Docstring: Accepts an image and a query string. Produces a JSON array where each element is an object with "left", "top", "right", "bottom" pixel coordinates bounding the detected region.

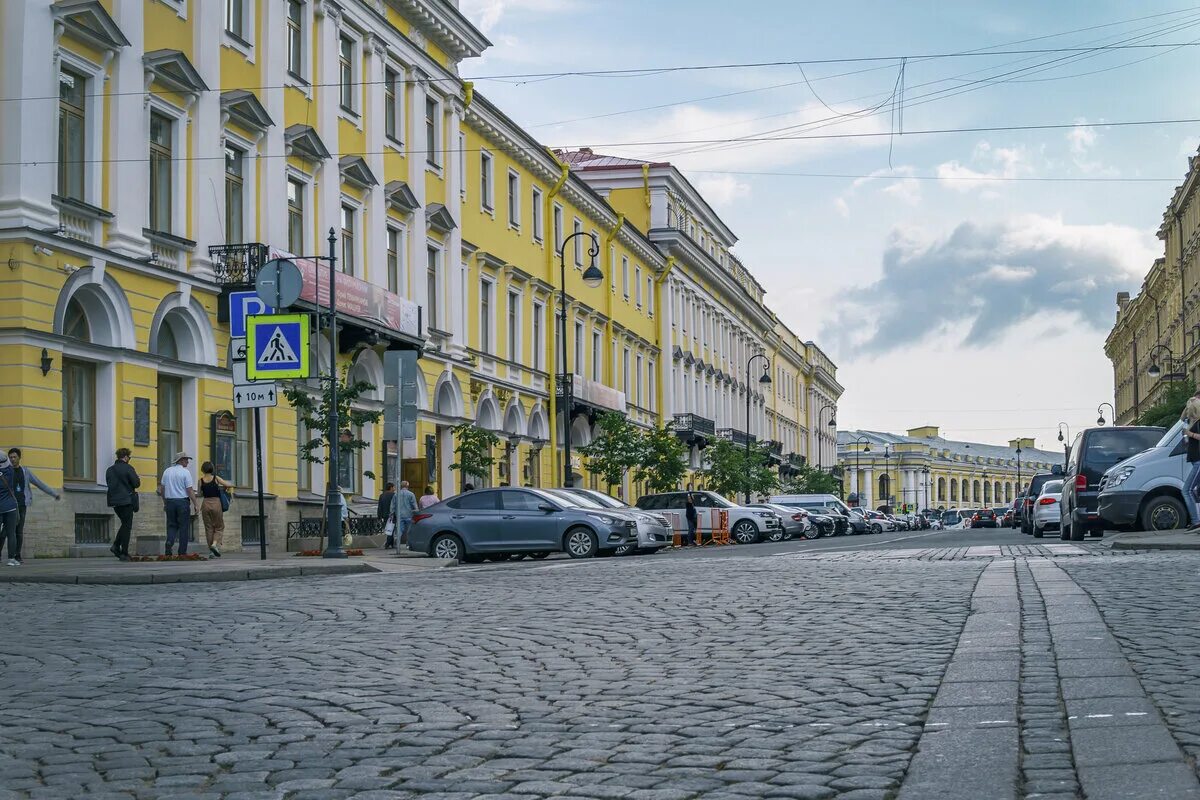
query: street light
[
  {"left": 1057, "top": 422, "right": 1070, "bottom": 466},
  {"left": 1096, "top": 402, "right": 1116, "bottom": 426},
  {"left": 744, "top": 352, "right": 772, "bottom": 503},
  {"left": 1147, "top": 344, "right": 1174, "bottom": 379},
  {"left": 557, "top": 230, "right": 603, "bottom": 488},
  {"left": 851, "top": 434, "right": 870, "bottom": 506},
  {"left": 921, "top": 465, "right": 931, "bottom": 511},
  {"left": 315, "top": 229, "right": 344, "bottom": 559},
  {"left": 817, "top": 403, "right": 836, "bottom": 469}
]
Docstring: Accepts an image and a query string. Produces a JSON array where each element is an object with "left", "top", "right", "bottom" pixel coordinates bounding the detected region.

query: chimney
[
  {"left": 1117, "top": 291, "right": 1130, "bottom": 312},
  {"left": 579, "top": 147, "right": 593, "bottom": 155}
]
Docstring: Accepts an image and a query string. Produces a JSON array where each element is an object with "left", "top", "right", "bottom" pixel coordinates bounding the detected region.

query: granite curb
[{"left": 1105, "top": 529, "right": 1200, "bottom": 551}]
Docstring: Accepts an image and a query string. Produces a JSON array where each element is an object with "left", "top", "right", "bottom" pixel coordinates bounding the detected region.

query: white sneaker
[{"left": 6, "top": 559, "right": 17, "bottom": 567}]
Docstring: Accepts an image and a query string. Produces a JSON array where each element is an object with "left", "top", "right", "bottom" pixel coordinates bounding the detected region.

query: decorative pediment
[
  {"left": 683, "top": 352, "right": 695, "bottom": 366},
  {"left": 672, "top": 345, "right": 684, "bottom": 361},
  {"left": 384, "top": 180, "right": 419, "bottom": 213},
  {"left": 221, "top": 89, "right": 274, "bottom": 133},
  {"left": 285, "top": 124, "right": 331, "bottom": 162},
  {"left": 143, "top": 50, "right": 208, "bottom": 96},
  {"left": 474, "top": 250, "right": 506, "bottom": 271},
  {"left": 705, "top": 364, "right": 715, "bottom": 377},
  {"left": 504, "top": 264, "right": 532, "bottom": 284},
  {"left": 339, "top": 156, "right": 378, "bottom": 189},
  {"left": 53, "top": 0, "right": 130, "bottom": 52},
  {"left": 426, "top": 203, "right": 457, "bottom": 234}
]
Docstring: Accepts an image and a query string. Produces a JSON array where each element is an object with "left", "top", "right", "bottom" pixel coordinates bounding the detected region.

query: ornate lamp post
[
  {"left": 1096, "top": 402, "right": 1116, "bottom": 426},
  {"left": 817, "top": 403, "right": 836, "bottom": 469},
  {"left": 851, "top": 434, "right": 870, "bottom": 506},
  {"left": 557, "top": 231, "right": 604, "bottom": 488},
  {"left": 921, "top": 465, "right": 931, "bottom": 511},
  {"left": 1057, "top": 422, "right": 1071, "bottom": 466},
  {"left": 744, "top": 352, "right": 772, "bottom": 503}
]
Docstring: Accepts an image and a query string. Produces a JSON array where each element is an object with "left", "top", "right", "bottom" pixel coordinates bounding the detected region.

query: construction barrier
[{"left": 667, "top": 508, "right": 732, "bottom": 547}]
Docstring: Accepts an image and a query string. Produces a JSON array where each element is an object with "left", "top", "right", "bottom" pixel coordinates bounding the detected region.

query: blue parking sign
[
  {"left": 229, "top": 291, "right": 273, "bottom": 338},
  {"left": 245, "top": 314, "right": 310, "bottom": 379}
]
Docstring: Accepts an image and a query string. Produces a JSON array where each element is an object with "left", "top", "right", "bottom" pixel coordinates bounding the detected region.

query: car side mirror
[
  {"left": 538, "top": 503, "right": 557, "bottom": 513},
  {"left": 1051, "top": 464, "right": 1064, "bottom": 475}
]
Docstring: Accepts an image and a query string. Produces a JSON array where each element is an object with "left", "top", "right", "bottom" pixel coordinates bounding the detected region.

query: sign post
[{"left": 229, "top": 336, "right": 269, "bottom": 560}]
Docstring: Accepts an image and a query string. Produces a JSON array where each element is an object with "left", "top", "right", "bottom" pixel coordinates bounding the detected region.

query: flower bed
[
  {"left": 294, "top": 549, "right": 365, "bottom": 557},
  {"left": 128, "top": 554, "right": 208, "bottom": 562}
]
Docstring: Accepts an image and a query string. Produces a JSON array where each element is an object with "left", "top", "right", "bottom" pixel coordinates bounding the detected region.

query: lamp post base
[{"left": 322, "top": 485, "right": 347, "bottom": 559}]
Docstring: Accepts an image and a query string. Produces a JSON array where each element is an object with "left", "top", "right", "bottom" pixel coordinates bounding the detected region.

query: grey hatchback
[{"left": 408, "top": 487, "right": 637, "bottom": 562}]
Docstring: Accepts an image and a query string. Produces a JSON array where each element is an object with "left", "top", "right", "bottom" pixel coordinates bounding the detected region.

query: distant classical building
[{"left": 837, "top": 427, "right": 1061, "bottom": 511}]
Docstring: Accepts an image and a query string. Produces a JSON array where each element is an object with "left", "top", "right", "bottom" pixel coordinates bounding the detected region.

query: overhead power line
[{"left": 686, "top": 169, "right": 1178, "bottom": 183}]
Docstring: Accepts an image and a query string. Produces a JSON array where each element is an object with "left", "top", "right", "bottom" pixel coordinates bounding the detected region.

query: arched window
[
  {"left": 878, "top": 473, "right": 891, "bottom": 504},
  {"left": 64, "top": 297, "right": 90, "bottom": 341},
  {"left": 157, "top": 322, "right": 179, "bottom": 360}
]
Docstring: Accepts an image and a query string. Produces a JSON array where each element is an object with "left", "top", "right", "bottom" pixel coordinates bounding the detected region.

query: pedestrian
[
  {"left": 1183, "top": 394, "right": 1200, "bottom": 528},
  {"left": 0, "top": 453, "right": 20, "bottom": 567},
  {"left": 419, "top": 486, "right": 440, "bottom": 509},
  {"left": 158, "top": 452, "right": 199, "bottom": 556},
  {"left": 463, "top": 482, "right": 475, "bottom": 492},
  {"left": 392, "top": 480, "right": 418, "bottom": 549},
  {"left": 196, "top": 462, "right": 233, "bottom": 558},
  {"left": 6, "top": 447, "right": 61, "bottom": 564},
  {"left": 105, "top": 448, "right": 140, "bottom": 561},
  {"left": 379, "top": 481, "right": 397, "bottom": 548},
  {"left": 684, "top": 493, "right": 699, "bottom": 547}
]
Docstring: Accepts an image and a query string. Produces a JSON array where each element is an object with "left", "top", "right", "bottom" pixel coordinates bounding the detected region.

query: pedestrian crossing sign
[{"left": 245, "top": 313, "right": 310, "bottom": 380}]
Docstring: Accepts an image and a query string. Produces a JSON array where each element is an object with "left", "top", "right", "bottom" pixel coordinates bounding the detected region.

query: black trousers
[
  {"left": 12, "top": 504, "right": 25, "bottom": 560},
  {"left": 113, "top": 505, "right": 134, "bottom": 555},
  {"left": 0, "top": 509, "right": 18, "bottom": 561}
]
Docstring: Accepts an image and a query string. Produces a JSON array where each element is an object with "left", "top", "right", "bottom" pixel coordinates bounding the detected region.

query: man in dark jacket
[
  {"left": 105, "top": 448, "right": 141, "bottom": 560},
  {"left": 7, "top": 448, "right": 61, "bottom": 565},
  {"left": 0, "top": 452, "right": 20, "bottom": 566},
  {"left": 378, "top": 482, "right": 396, "bottom": 548}
]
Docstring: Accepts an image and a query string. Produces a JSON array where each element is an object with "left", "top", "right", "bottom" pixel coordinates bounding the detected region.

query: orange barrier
[{"left": 668, "top": 509, "right": 732, "bottom": 547}]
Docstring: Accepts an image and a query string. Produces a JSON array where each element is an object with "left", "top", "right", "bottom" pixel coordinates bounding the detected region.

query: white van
[
  {"left": 769, "top": 494, "right": 854, "bottom": 516},
  {"left": 1097, "top": 420, "right": 1189, "bottom": 531}
]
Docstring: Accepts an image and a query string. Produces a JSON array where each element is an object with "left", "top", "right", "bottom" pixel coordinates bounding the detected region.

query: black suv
[
  {"left": 1061, "top": 426, "right": 1164, "bottom": 541},
  {"left": 1020, "top": 472, "right": 1061, "bottom": 534},
  {"left": 971, "top": 509, "right": 998, "bottom": 528}
]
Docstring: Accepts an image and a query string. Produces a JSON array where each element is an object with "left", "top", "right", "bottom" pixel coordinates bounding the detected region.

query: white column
[
  {"left": 315, "top": 1, "right": 341, "bottom": 251},
  {"left": 189, "top": 0, "right": 223, "bottom": 278},
  {"left": 407, "top": 69, "right": 429, "bottom": 331},
  {"left": 861, "top": 467, "right": 873, "bottom": 509},
  {"left": 364, "top": 35, "right": 386, "bottom": 287},
  {"left": 0, "top": 0, "right": 57, "bottom": 230},
  {"left": 105, "top": 0, "right": 150, "bottom": 256},
  {"left": 446, "top": 98, "right": 465, "bottom": 353},
  {"left": 262, "top": 0, "right": 287, "bottom": 252}
]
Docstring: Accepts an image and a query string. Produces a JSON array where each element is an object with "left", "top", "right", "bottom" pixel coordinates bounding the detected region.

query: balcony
[
  {"left": 765, "top": 439, "right": 784, "bottom": 464},
  {"left": 716, "top": 427, "right": 754, "bottom": 447},
  {"left": 674, "top": 413, "right": 716, "bottom": 445},
  {"left": 210, "top": 242, "right": 269, "bottom": 285}
]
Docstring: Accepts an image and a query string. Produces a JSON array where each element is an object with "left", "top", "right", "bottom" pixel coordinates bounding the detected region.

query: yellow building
[{"left": 1106, "top": 147, "right": 1200, "bottom": 423}]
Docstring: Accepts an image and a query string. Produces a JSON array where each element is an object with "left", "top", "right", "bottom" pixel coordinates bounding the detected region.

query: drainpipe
[
  {"left": 642, "top": 164, "right": 651, "bottom": 212},
  {"left": 546, "top": 155, "right": 570, "bottom": 483},
  {"left": 463, "top": 81, "right": 474, "bottom": 108},
  {"left": 653, "top": 256, "right": 675, "bottom": 418},
  {"left": 603, "top": 213, "right": 625, "bottom": 390}
]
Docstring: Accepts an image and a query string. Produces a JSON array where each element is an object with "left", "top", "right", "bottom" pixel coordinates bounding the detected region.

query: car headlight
[
  {"left": 752, "top": 511, "right": 771, "bottom": 517},
  {"left": 1105, "top": 467, "right": 1135, "bottom": 489},
  {"left": 587, "top": 513, "right": 617, "bottom": 525},
  {"left": 652, "top": 515, "right": 671, "bottom": 527}
]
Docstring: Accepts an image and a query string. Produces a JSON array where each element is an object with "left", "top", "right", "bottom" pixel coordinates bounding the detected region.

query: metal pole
[
  {"left": 560, "top": 246, "right": 571, "bottom": 488},
  {"left": 254, "top": 407, "right": 266, "bottom": 560},
  {"left": 323, "top": 228, "right": 345, "bottom": 558},
  {"left": 744, "top": 352, "right": 769, "bottom": 504}
]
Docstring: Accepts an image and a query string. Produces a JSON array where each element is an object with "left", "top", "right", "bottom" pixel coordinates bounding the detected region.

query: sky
[{"left": 455, "top": 0, "right": 1200, "bottom": 448}]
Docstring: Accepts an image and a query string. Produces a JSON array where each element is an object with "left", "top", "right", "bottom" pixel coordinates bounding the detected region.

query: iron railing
[
  {"left": 673, "top": 413, "right": 716, "bottom": 439},
  {"left": 715, "top": 427, "right": 753, "bottom": 446},
  {"left": 286, "top": 515, "right": 386, "bottom": 539},
  {"left": 74, "top": 514, "right": 112, "bottom": 544},
  {"left": 210, "top": 242, "right": 269, "bottom": 285}
]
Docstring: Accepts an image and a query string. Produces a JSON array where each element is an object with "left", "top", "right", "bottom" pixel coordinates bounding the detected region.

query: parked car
[
  {"left": 553, "top": 488, "right": 673, "bottom": 554},
  {"left": 970, "top": 509, "right": 999, "bottom": 529},
  {"left": 1020, "top": 472, "right": 1062, "bottom": 534},
  {"left": 769, "top": 495, "right": 859, "bottom": 535},
  {"left": 806, "top": 512, "right": 835, "bottom": 538},
  {"left": 746, "top": 503, "right": 805, "bottom": 540},
  {"left": 635, "top": 491, "right": 782, "bottom": 544},
  {"left": 1061, "top": 426, "right": 1165, "bottom": 541},
  {"left": 409, "top": 487, "right": 636, "bottom": 561},
  {"left": 1001, "top": 508, "right": 1015, "bottom": 527},
  {"left": 1031, "top": 480, "right": 1063, "bottom": 538},
  {"left": 864, "top": 509, "right": 895, "bottom": 533},
  {"left": 1098, "top": 420, "right": 1191, "bottom": 532},
  {"left": 850, "top": 507, "right": 886, "bottom": 534}
]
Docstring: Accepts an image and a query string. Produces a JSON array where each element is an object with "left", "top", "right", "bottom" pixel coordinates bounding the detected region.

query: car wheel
[
  {"left": 732, "top": 520, "right": 760, "bottom": 544},
  {"left": 1140, "top": 496, "right": 1187, "bottom": 532},
  {"left": 430, "top": 533, "right": 463, "bottom": 562},
  {"left": 1033, "top": 525, "right": 1043, "bottom": 539},
  {"left": 486, "top": 553, "right": 513, "bottom": 562},
  {"left": 1060, "top": 521, "right": 1071, "bottom": 540},
  {"left": 564, "top": 527, "right": 598, "bottom": 559},
  {"left": 871, "top": 523, "right": 883, "bottom": 534},
  {"left": 529, "top": 551, "right": 551, "bottom": 560},
  {"left": 782, "top": 531, "right": 794, "bottom": 541},
  {"left": 1071, "top": 523, "right": 1086, "bottom": 541},
  {"left": 766, "top": 528, "right": 785, "bottom": 543}
]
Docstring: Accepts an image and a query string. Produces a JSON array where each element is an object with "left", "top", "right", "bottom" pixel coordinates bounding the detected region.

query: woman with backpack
[{"left": 197, "top": 462, "right": 234, "bottom": 558}]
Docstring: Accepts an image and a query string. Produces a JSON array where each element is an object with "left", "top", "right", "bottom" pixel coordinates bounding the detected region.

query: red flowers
[
  {"left": 294, "top": 549, "right": 365, "bottom": 557},
  {"left": 128, "top": 553, "right": 208, "bottom": 562}
]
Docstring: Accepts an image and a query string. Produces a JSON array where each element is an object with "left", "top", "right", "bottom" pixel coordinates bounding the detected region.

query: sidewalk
[
  {"left": 1103, "top": 528, "right": 1200, "bottom": 551},
  {"left": 0, "top": 548, "right": 448, "bottom": 585}
]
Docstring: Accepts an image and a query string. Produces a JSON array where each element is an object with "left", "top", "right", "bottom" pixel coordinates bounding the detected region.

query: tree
[
  {"left": 1136, "top": 379, "right": 1194, "bottom": 429},
  {"left": 450, "top": 423, "right": 499, "bottom": 484},
  {"left": 579, "top": 412, "right": 643, "bottom": 489},
  {"left": 634, "top": 425, "right": 688, "bottom": 494},
  {"left": 779, "top": 463, "right": 842, "bottom": 495},
  {"left": 283, "top": 366, "right": 382, "bottom": 483},
  {"left": 700, "top": 438, "right": 778, "bottom": 501}
]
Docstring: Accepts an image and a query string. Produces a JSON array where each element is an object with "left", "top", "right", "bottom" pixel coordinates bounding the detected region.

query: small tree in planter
[
  {"left": 634, "top": 424, "right": 689, "bottom": 494},
  {"left": 701, "top": 438, "right": 778, "bottom": 501},
  {"left": 779, "top": 462, "right": 843, "bottom": 495},
  {"left": 580, "top": 411, "right": 643, "bottom": 491},
  {"left": 451, "top": 423, "right": 500, "bottom": 488}
]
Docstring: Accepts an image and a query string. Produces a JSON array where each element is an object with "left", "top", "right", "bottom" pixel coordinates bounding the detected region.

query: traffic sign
[
  {"left": 246, "top": 313, "right": 309, "bottom": 379},
  {"left": 234, "top": 383, "right": 278, "bottom": 409},
  {"left": 230, "top": 337, "right": 247, "bottom": 363},
  {"left": 256, "top": 259, "right": 303, "bottom": 309},
  {"left": 229, "top": 292, "right": 273, "bottom": 338}
]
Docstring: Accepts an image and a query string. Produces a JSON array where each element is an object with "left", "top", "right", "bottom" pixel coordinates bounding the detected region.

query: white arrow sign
[{"left": 234, "top": 383, "right": 278, "bottom": 409}]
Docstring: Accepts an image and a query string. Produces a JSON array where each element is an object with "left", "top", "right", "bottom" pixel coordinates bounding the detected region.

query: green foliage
[
  {"left": 450, "top": 423, "right": 500, "bottom": 481},
  {"left": 282, "top": 366, "right": 382, "bottom": 481},
  {"left": 779, "top": 463, "right": 843, "bottom": 495},
  {"left": 634, "top": 425, "right": 689, "bottom": 494},
  {"left": 1136, "top": 379, "right": 1195, "bottom": 429},
  {"left": 580, "top": 412, "right": 643, "bottom": 489},
  {"left": 700, "top": 438, "right": 778, "bottom": 500}
]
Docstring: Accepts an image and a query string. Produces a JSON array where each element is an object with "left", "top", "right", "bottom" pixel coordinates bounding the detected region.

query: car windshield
[
  {"left": 546, "top": 490, "right": 603, "bottom": 509},
  {"left": 701, "top": 492, "right": 736, "bottom": 508},
  {"left": 1157, "top": 419, "right": 1187, "bottom": 448},
  {"left": 1086, "top": 429, "right": 1162, "bottom": 471},
  {"left": 580, "top": 491, "right": 626, "bottom": 509},
  {"left": 1042, "top": 480, "right": 1063, "bottom": 494},
  {"left": 942, "top": 511, "right": 959, "bottom": 524}
]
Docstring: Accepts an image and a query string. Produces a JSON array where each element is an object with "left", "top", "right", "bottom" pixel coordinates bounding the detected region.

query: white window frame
[
  {"left": 479, "top": 149, "right": 494, "bottom": 212},
  {"left": 285, "top": 0, "right": 308, "bottom": 83},
  {"left": 507, "top": 290, "right": 522, "bottom": 362},
  {"left": 479, "top": 278, "right": 494, "bottom": 354},
  {"left": 572, "top": 218, "right": 583, "bottom": 267},
  {"left": 647, "top": 277, "right": 654, "bottom": 316},
  {"left": 222, "top": 129, "right": 257, "bottom": 245},
  {"left": 591, "top": 330, "right": 601, "bottom": 382},
  {"left": 623, "top": 347, "right": 631, "bottom": 391},
  {"left": 532, "top": 301, "right": 544, "bottom": 371},
  {"left": 223, "top": 0, "right": 255, "bottom": 58},
  {"left": 635, "top": 266, "right": 642, "bottom": 307},
  {"left": 457, "top": 131, "right": 465, "bottom": 197},
  {"left": 338, "top": 31, "right": 360, "bottom": 121},
  {"left": 386, "top": 223, "right": 407, "bottom": 295},
  {"left": 552, "top": 203, "right": 563, "bottom": 251},
  {"left": 507, "top": 169, "right": 520, "bottom": 229},
  {"left": 574, "top": 320, "right": 584, "bottom": 376},
  {"left": 55, "top": 50, "right": 105, "bottom": 212},
  {"left": 383, "top": 63, "right": 404, "bottom": 146},
  {"left": 648, "top": 360, "right": 656, "bottom": 411},
  {"left": 425, "top": 93, "right": 443, "bottom": 170},
  {"left": 146, "top": 96, "right": 187, "bottom": 237},
  {"left": 636, "top": 354, "right": 644, "bottom": 406},
  {"left": 621, "top": 256, "right": 630, "bottom": 298},
  {"left": 531, "top": 186, "right": 544, "bottom": 243},
  {"left": 285, "top": 169, "right": 310, "bottom": 255},
  {"left": 426, "top": 242, "right": 443, "bottom": 330},
  {"left": 339, "top": 197, "right": 361, "bottom": 276}
]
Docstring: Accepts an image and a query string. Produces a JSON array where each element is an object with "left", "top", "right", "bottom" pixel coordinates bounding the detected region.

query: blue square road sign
[
  {"left": 246, "top": 313, "right": 310, "bottom": 380},
  {"left": 229, "top": 291, "right": 274, "bottom": 338}
]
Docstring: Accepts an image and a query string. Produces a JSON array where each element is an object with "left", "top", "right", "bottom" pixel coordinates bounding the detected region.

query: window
[
  {"left": 532, "top": 186, "right": 544, "bottom": 242},
  {"left": 480, "top": 280, "right": 492, "bottom": 353},
  {"left": 592, "top": 331, "right": 601, "bottom": 381},
  {"left": 457, "top": 132, "right": 466, "bottom": 195},
  {"left": 225, "top": 0, "right": 246, "bottom": 39},
  {"left": 635, "top": 266, "right": 642, "bottom": 306},
  {"left": 286, "top": 0, "right": 304, "bottom": 76},
  {"left": 157, "top": 376, "right": 182, "bottom": 477},
  {"left": 149, "top": 112, "right": 173, "bottom": 232},
  {"left": 424, "top": 96, "right": 440, "bottom": 167},
  {"left": 621, "top": 257, "right": 629, "bottom": 297},
  {"left": 574, "top": 321, "right": 583, "bottom": 374},
  {"left": 387, "top": 228, "right": 401, "bottom": 294},
  {"left": 623, "top": 348, "right": 631, "bottom": 391},
  {"left": 58, "top": 68, "right": 85, "bottom": 201},
  {"left": 552, "top": 204, "right": 563, "bottom": 250},
  {"left": 573, "top": 218, "right": 583, "bottom": 266},
  {"left": 507, "top": 170, "right": 520, "bottom": 228},
  {"left": 63, "top": 359, "right": 95, "bottom": 481},
  {"left": 426, "top": 246, "right": 439, "bottom": 329},
  {"left": 338, "top": 36, "right": 355, "bottom": 112},
  {"left": 287, "top": 178, "right": 304, "bottom": 253},
  {"left": 649, "top": 361, "right": 656, "bottom": 411},
  {"left": 507, "top": 291, "right": 519, "bottom": 360},
  {"left": 480, "top": 151, "right": 493, "bottom": 210},
  {"left": 532, "top": 303, "right": 543, "bottom": 370},
  {"left": 384, "top": 67, "right": 399, "bottom": 141},
  {"left": 337, "top": 426, "right": 361, "bottom": 494},
  {"left": 647, "top": 277, "right": 654, "bottom": 314},
  {"left": 224, "top": 145, "right": 244, "bottom": 244},
  {"left": 234, "top": 407, "right": 253, "bottom": 487},
  {"left": 340, "top": 205, "right": 355, "bottom": 275},
  {"left": 636, "top": 354, "right": 644, "bottom": 405}
]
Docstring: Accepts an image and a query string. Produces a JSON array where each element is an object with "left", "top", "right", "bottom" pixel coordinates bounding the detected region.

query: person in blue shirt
[
  {"left": 7, "top": 448, "right": 61, "bottom": 565},
  {"left": 392, "top": 480, "right": 418, "bottom": 550},
  {"left": 0, "top": 452, "right": 21, "bottom": 566}
]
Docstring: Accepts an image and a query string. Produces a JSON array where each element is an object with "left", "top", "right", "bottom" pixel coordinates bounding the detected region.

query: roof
[
  {"left": 837, "top": 429, "right": 1062, "bottom": 467},
  {"left": 555, "top": 148, "right": 668, "bottom": 170}
]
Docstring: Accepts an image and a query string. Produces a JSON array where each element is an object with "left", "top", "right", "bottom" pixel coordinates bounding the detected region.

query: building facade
[
  {"left": 837, "top": 427, "right": 1060, "bottom": 512},
  {"left": 1106, "top": 147, "right": 1200, "bottom": 424},
  {"left": 0, "top": 0, "right": 839, "bottom": 556}
]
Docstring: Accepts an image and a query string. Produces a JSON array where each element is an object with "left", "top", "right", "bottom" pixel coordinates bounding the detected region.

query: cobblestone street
[{"left": 3, "top": 533, "right": 1200, "bottom": 799}]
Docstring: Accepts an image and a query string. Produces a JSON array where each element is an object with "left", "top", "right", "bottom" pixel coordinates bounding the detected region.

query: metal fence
[
  {"left": 285, "top": 515, "right": 386, "bottom": 539},
  {"left": 74, "top": 514, "right": 111, "bottom": 544},
  {"left": 241, "top": 515, "right": 266, "bottom": 547}
]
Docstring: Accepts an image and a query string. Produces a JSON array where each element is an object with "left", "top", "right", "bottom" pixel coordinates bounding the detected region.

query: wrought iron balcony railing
[
  {"left": 716, "top": 427, "right": 754, "bottom": 446},
  {"left": 674, "top": 413, "right": 716, "bottom": 440},
  {"left": 210, "top": 242, "right": 269, "bottom": 285}
]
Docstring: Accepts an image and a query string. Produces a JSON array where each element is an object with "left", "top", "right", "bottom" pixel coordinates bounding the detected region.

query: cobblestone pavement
[{"left": 3, "top": 543, "right": 1200, "bottom": 799}]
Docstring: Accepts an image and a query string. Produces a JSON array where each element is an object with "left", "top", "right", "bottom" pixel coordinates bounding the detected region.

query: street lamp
[
  {"left": 744, "top": 352, "right": 772, "bottom": 503},
  {"left": 315, "top": 229, "right": 344, "bottom": 559},
  {"left": 817, "top": 403, "right": 836, "bottom": 469},
  {"left": 881, "top": 445, "right": 892, "bottom": 509},
  {"left": 1096, "top": 402, "right": 1115, "bottom": 426},
  {"left": 852, "top": 434, "right": 870, "bottom": 506},
  {"left": 1057, "top": 422, "right": 1070, "bottom": 465},
  {"left": 557, "top": 230, "right": 604, "bottom": 488},
  {"left": 1016, "top": 444, "right": 1023, "bottom": 501},
  {"left": 1146, "top": 344, "right": 1174, "bottom": 379},
  {"left": 921, "top": 465, "right": 931, "bottom": 511}
]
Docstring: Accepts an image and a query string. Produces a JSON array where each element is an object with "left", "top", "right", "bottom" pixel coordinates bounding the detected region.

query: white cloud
[
  {"left": 692, "top": 174, "right": 751, "bottom": 207},
  {"left": 835, "top": 165, "right": 920, "bottom": 216},
  {"left": 937, "top": 140, "right": 1032, "bottom": 191},
  {"left": 1065, "top": 118, "right": 1113, "bottom": 175},
  {"left": 459, "top": 0, "right": 579, "bottom": 34}
]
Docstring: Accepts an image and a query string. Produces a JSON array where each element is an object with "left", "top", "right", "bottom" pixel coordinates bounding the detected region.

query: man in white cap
[{"left": 158, "top": 452, "right": 198, "bottom": 556}]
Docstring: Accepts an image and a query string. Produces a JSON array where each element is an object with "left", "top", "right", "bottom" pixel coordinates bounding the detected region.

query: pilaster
[
  {"left": 105, "top": 0, "right": 150, "bottom": 257},
  {"left": 190, "top": 0, "right": 223, "bottom": 279}
]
